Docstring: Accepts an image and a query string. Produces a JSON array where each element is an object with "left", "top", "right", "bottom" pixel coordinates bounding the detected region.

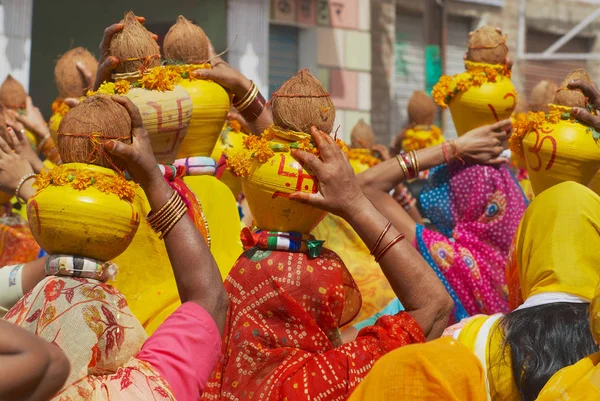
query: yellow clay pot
[
  {"left": 125, "top": 86, "right": 193, "bottom": 164},
  {"left": 348, "top": 149, "right": 373, "bottom": 174},
  {"left": 27, "top": 163, "right": 140, "bottom": 261},
  {"left": 176, "top": 78, "right": 230, "bottom": 159},
  {"left": 523, "top": 105, "right": 600, "bottom": 196},
  {"left": 211, "top": 125, "right": 247, "bottom": 198},
  {"left": 449, "top": 72, "right": 516, "bottom": 136},
  {"left": 242, "top": 129, "right": 327, "bottom": 233}
]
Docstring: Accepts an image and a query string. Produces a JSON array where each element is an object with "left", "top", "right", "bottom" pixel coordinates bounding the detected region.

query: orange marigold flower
[
  {"left": 229, "top": 119, "right": 242, "bottom": 133},
  {"left": 51, "top": 99, "right": 70, "bottom": 116},
  {"left": 139, "top": 66, "right": 181, "bottom": 91},
  {"left": 71, "top": 170, "right": 93, "bottom": 190},
  {"left": 114, "top": 80, "right": 131, "bottom": 95},
  {"left": 226, "top": 151, "right": 252, "bottom": 178}
]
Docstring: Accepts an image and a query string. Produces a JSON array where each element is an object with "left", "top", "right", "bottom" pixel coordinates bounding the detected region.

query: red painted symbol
[
  {"left": 528, "top": 127, "right": 557, "bottom": 172},
  {"left": 147, "top": 96, "right": 190, "bottom": 158},
  {"left": 272, "top": 154, "right": 319, "bottom": 199},
  {"left": 504, "top": 91, "right": 517, "bottom": 112}
]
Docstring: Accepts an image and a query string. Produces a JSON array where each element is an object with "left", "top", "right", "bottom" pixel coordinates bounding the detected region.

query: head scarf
[
  {"left": 202, "top": 246, "right": 425, "bottom": 400},
  {"left": 516, "top": 181, "right": 600, "bottom": 304},
  {"left": 348, "top": 337, "right": 486, "bottom": 401},
  {"left": 4, "top": 275, "right": 175, "bottom": 400}
]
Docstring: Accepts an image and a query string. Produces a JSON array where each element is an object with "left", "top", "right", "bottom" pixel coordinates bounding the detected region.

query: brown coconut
[
  {"left": 271, "top": 69, "right": 335, "bottom": 134},
  {"left": 57, "top": 95, "right": 132, "bottom": 170},
  {"left": 0, "top": 75, "right": 27, "bottom": 110},
  {"left": 350, "top": 119, "right": 375, "bottom": 149},
  {"left": 408, "top": 91, "right": 437, "bottom": 125},
  {"left": 529, "top": 80, "right": 557, "bottom": 113},
  {"left": 466, "top": 25, "right": 508, "bottom": 65},
  {"left": 54, "top": 47, "right": 98, "bottom": 98},
  {"left": 110, "top": 11, "right": 160, "bottom": 74},
  {"left": 163, "top": 15, "right": 209, "bottom": 64},
  {"left": 553, "top": 69, "right": 593, "bottom": 108}
]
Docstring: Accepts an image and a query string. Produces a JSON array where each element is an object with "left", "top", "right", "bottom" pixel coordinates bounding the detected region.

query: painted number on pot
[
  {"left": 487, "top": 91, "right": 517, "bottom": 122},
  {"left": 528, "top": 127, "right": 557, "bottom": 172},
  {"left": 272, "top": 154, "right": 319, "bottom": 199}
]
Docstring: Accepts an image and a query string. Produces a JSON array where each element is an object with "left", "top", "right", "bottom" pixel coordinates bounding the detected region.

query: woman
[
  {"left": 451, "top": 181, "right": 600, "bottom": 401},
  {"left": 348, "top": 337, "right": 486, "bottom": 401},
  {"left": 202, "top": 127, "right": 454, "bottom": 400},
  {"left": 359, "top": 119, "right": 527, "bottom": 321},
  {"left": 5, "top": 96, "right": 228, "bottom": 401}
]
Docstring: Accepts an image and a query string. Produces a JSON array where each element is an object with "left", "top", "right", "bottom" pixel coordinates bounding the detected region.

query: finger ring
[{"left": 19, "top": 129, "right": 25, "bottom": 135}]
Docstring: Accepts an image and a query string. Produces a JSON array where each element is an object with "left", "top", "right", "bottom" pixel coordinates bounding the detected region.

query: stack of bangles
[
  {"left": 369, "top": 221, "right": 406, "bottom": 263},
  {"left": 396, "top": 150, "right": 420, "bottom": 180},
  {"left": 441, "top": 140, "right": 465, "bottom": 165},
  {"left": 233, "top": 80, "right": 266, "bottom": 123},
  {"left": 148, "top": 191, "right": 188, "bottom": 240},
  {"left": 394, "top": 185, "right": 416, "bottom": 211}
]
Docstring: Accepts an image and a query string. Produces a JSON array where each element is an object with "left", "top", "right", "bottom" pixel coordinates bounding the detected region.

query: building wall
[
  {"left": 0, "top": 0, "right": 32, "bottom": 91},
  {"left": 30, "top": 0, "right": 227, "bottom": 118}
]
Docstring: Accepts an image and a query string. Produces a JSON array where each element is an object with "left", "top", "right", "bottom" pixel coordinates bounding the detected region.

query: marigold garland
[
  {"left": 87, "top": 64, "right": 212, "bottom": 96},
  {"left": 433, "top": 61, "right": 512, "bottom": 108},
  {"left": 509, "top": 105, "right": 582, "bottom": 159},
  {"left": 33, "top": 165, "right": 137, "bottom": 203},
  {"left": 51, "top": 99, "right": 70, "bottom": 117},
  {"left": 347, "top": 149, "right": 381, "bottom": 167},
  {"left": 401, "top": 125, "right": 445, "bottom": 152},
  {"left": 226, "top": 125, "right": 348, "bottom": 178}
]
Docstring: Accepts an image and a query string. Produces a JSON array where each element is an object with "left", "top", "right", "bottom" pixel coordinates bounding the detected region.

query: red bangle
[
  {"left": 370, "top": 221, "right": 391, "bottom": 256},
  {"left": 442, "top": 142, "right": 451, "bottom": 164},
  {"left": 375, "top": 233, "right": 406, "bottom": 263},
  {"left": 401, "top": 153, "right": 415, "bottom": 179},
  {"left": 240, "top": 91, "right": 266, "bottom": 123}
]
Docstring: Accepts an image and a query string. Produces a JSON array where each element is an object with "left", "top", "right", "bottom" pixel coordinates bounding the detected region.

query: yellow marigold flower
[
  {"left": 71, "top": 170, "right": 93, "bottom": 190},
  {"left": 139, "top": 66, "right": 181, "bottom": 91},
  {"left": 96, "top": 82, "right": 116, "bottom": 95},
  {"left": 226, "top": 150, "right": 252, "bottom": 178},
  {"left": 114, "top": 80, "right": 131, "bottom": 95},
  {"left": 336, "top": 138, "right": 349, "bottom": 155},
  {"left": 51, "top": 99, "right": 70, "bottom": 116},
  {"left": 229, "top": 119, "right": 242, "bottom": 133},
  {"left": 50, "top": 167, "right": 69, "bottom": 186},
  {"left": 432, "top": 76, "right": 453, "bottom": 107},
  {"left": 455, "top": 76, "right": 472, "bottom": 92}
]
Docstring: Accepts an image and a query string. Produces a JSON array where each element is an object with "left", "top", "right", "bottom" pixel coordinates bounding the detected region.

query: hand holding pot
[
  {"left": 569, "top": 79, "right": 600, "bottom": 130},
  {"left": 455, "top": 119, "right": 512, "bottom": 165}
]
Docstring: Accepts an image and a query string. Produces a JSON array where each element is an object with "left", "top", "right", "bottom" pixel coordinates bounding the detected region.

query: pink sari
[{"left": 415, "top": 163, "right": 527, "bottom": 322}]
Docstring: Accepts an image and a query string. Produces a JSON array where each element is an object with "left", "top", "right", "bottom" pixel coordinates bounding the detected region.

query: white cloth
[{"left": 515, "top": 292, "right": 588, "bottom": 311}]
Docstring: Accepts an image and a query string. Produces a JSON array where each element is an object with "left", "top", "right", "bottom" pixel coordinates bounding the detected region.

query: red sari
[{"left": 201, "top": 247, "right": 425, "bottom": 401}]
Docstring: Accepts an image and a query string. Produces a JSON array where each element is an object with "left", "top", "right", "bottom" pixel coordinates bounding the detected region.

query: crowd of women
[{"left": 0, "top": 14, "right": 599, "bottom": 401}]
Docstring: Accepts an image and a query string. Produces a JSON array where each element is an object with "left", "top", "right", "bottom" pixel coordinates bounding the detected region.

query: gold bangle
[
  {"left": 154, "top": 199, "right": 187, "bottom": 234},
  {"left": 413, "top": 150, "right": 420, "bottom": 174},
  {"left": 233, "top": 81, "right": 256, "bottom": 109},
  {"left": 159, "top": 202, "right": 188, "bottom": 240},
  {"left": 236, "top": 84, "right": 258, "bottom": 112},
  {"left": 396, "top": 154, "right": 409, "bottom": 179},
  {"left": 147, "top": 191, "right": 178, "bottom": 224},
  {"left": 409, "top": 150, "right": 419, "bottom": 177}
]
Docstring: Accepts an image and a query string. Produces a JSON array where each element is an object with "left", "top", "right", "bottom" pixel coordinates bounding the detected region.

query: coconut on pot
[
  {"left": 530, "top": 80, "right": 557, "bottom": 113},
  {"left": 554, "top": 69, "right": 592, "bottom": 109},
  {"left": 271, "top": 69, "right": 335, "bottom": 135},
  {"left": 163, "top": 15, "right": 210, "bottom": 64},
  {"left": 466, "top": 25, "right": 508, "bottom": 65},
  {"left": 110, "top": 11, "right": 160, "bottom": 76},
  {"left": 54, "top": 47, "right": 98, "bottom": 98},
  {"left": 408, "top": 91, "right": 437, "bottom": 126}
]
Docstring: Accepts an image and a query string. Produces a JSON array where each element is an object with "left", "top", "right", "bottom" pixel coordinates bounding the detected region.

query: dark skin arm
[
  {"left": 290, "top": 127, "right": 453, "bottom": 340},
  {"left": 569, "top": 79, "right": 600, "bottom": 128},
  {"left": 104, "top": 96, "right": 228, "bottom": 334},
  {"left": 358, "top": 119, "right": 513, "bottom": 243},
  {"left": 193, "top": 41, "right": 273, "bottom": 135},
  {"left": 0, "top": 320, "right": 70, "bottom": 401}
]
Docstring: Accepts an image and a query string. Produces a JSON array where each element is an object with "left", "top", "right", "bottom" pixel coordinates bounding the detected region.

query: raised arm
[
  {"left": 290, "top": 127, "right": 453, "bottom": 339},
  {"left": 0, "top": 320, "right": 70, "bottom": 401},
  {"left": 105, "top": 96, "right": 228, "bottom": 333}
]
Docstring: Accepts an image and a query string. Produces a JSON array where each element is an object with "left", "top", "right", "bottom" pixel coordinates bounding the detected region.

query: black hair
[{"left": 491, "top": 302, "right": 599, "bottom": 401}]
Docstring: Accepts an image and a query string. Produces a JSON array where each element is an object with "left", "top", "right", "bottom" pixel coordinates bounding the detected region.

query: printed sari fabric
[
  {"left": 4, "top": 276, "right": 176, "bottom": 400},
  {"left": 415, "top": 163, "right": 527, "bottom": 322},
  {"left": 0, "top": 212, "right": 40, "bottom": 266},
  {"left": 201, "top": 248, "right": 425, "bottom": 401}
]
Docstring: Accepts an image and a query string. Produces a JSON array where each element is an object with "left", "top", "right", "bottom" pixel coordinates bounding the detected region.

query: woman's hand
[
  {"left": 193, "top": 40, "right": 252, "bottom": 100},
  {"left": 569, "top": 79, "right": 600, "bottom": 129},
  {"left": 103, "top": 96, "right": 162, "bottom": 190},
  {"left": 94, "top": 16, "right": 156, "bottom": 90},
  {"left": 372, "top": 144, "right": 391, "bottom": 161},
  {"left": 0, "top": 128, "right": 34, "bottom": 195},
  {"left": 2, "top": 126, "right": 43, "bottom": 174},
  {"left": 12, "top": 97, "right": 50, "bottom": 140},
  {"left": 455, "top": 119, "right": 512, "bottom": 165},
  {"left": 289, "top": 126, "right": 370, "bottom": 219}
]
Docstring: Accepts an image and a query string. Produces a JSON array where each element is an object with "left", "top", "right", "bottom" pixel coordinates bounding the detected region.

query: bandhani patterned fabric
[
  {"left": 311, "top": 214, "right": 397, "bottom": 326},
  {"left": 201, "top": 248, "right": 425, "bottom": 401},
  {"left": 415, "top": 163, "right": 527, "bottom": 322},
  {"left": 4, "top": 276, "right": 176, "bottom": 400},
  {"left": 0, "top": 209, "right": 40, "bottom": 266}
]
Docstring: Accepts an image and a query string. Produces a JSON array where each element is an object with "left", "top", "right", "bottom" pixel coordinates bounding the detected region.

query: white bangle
[{"left": 15, "top": 173, "right": 36, "bottom": 204}]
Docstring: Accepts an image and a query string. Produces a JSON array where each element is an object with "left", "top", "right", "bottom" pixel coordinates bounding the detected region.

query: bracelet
[
  {"left": 370, "top": 221, "right": 392, "bottom": 256},
  {"left": 396, "top": 154, "right": 410, "bottom": 179},
  {"left": 442, "top": 142, "right": 451, "bottom": 164},
  {"left": 374, "top": 233, "right": 406, "bottom": 263},
  {"left": 240, "top": 91, "right": 266, "bottom": 122},
  {"left": 147, "top": 191, "right": 189, "bottom": 240},
  {"left": 449, "top": 141, "right": 466, "bottom": 165},
  {"left": 233, "top": 81, "right": 257, "bottom": 110},
  {"left": 403, "top": 197, "right": 417, "bottom": 211},
  {"left": 409, "top": 150, "right": 420, "bottom": 176},
  {"left": 15, "top": 173, "right": 36, "bottom": 204},
  {"left": 400, "top": 153, "right": 416, "bottom": 180},
  {"left": 236, "top": 84, "right": 259, "bottom": 112}
]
